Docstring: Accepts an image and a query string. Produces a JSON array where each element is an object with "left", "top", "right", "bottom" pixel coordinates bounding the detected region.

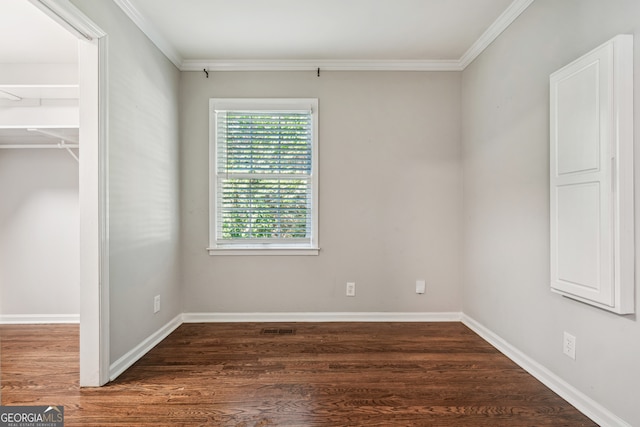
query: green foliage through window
[{"left": 215, "top": 110, "right": 313, "bottom": 242}]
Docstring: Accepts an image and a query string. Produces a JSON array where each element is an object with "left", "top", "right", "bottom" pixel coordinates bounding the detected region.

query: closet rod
[
  {"left": 27, "top": 128, "right": 79, "bottom": 144},
  {"left": 0, "top": 144, "right": 79, "bottom": 149},
  {"left": 0, "top": 142, "right": 80, "bottom": 162}
]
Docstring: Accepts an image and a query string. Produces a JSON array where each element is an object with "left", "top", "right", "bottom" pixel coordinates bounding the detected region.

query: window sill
[{"left": 207, "top": 247, "right": 320, "bottom": 256}]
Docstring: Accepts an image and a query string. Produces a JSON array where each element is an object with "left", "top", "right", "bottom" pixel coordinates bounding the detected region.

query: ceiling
[
  {"left": 116, "top": 0, "right": 534, "bottom": 70},
  {"left": 0, "top": 1, "right": 78, "bottom": 140},
  {"left": 0, "top": 0, "right": 533, "bottom": 71},
  {"left": 0, "top": 0, "right": 77, "bottom": 64}
]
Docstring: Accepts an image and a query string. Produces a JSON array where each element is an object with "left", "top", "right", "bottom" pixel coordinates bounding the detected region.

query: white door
[{"left": 550, "top": 35, "right": 634, "bottom": 314}]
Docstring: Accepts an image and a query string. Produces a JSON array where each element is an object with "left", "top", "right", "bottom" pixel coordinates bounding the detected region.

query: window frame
[{"left": 208, "top": 98, "right": 319, "bottom": 256}]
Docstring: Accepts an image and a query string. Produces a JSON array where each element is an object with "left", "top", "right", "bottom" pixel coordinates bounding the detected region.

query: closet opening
[{"left": 0, "top": 0, "right": 108, "bottom": 386}]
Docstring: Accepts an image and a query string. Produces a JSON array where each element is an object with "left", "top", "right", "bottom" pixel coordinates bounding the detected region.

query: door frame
[{"left": 28, "top": 0, "right": 110, "bottom": 386}]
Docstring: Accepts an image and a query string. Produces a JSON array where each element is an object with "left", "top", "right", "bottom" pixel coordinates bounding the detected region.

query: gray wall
[
  {"left": 180, "top": 71, "right": 462, "bottom": 313},
  {"left": 0, "top": 149, "right": 79, "bottom": 317},
  {"left": 461, "top": 1, "right": 640, "bottom": 424},
  {"left": 70, "top": 0, "right": 182, "bottom": 363}
]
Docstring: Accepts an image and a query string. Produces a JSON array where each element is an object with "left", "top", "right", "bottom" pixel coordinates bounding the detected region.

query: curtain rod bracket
[{"left": 204, "top": 68, "right": 209, "bottom": 78}]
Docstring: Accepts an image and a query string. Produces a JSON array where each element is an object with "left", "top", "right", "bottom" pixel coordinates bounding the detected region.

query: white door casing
[{"left": 28, "top": 0, "right": 110, "bottom": 385}]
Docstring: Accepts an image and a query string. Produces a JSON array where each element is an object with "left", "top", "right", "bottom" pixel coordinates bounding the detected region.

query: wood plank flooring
[{"left": 1, "top": 322, "right": 597, "bottom": 426}]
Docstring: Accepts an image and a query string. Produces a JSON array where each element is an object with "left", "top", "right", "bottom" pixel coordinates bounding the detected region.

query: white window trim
[{"left": 207, "top": 98, "right": 319, "bottom": 256}]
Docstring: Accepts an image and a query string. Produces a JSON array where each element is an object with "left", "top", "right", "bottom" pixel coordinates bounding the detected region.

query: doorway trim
[{"left": 29, "top": 0, "right": 110, "bottom": 386}]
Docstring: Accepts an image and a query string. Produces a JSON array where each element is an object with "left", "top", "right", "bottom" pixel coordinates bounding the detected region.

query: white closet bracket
[{"left": 59, "top": 141, "right": 79, "bottom": 162}]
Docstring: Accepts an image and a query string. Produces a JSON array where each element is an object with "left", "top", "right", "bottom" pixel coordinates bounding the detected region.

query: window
[{"left": 209, "top": 98, "right": 319, "bottom": 255}]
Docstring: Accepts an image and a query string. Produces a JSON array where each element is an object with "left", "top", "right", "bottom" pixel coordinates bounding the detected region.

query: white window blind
[{"left": 209, "top": 99, "right": 319, "bottom": 255}]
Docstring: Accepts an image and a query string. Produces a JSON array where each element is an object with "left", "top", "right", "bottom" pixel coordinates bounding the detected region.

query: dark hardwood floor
[{"left": 1, "top": 322, "right": 596, "bottom": 426}]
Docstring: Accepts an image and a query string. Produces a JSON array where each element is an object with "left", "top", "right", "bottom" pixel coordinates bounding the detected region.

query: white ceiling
[
  {"left": 128, "top": 0, "right": 512, "bottom": 60},
  {"left": 0, "top": 0, "right": 77, "bottom": 64},
  {"left": 0, "top": 0, "right": 532, "bottom": 70},
  {"left": 0, "top": 1, "right": 78, "bottom": 140},
  {"left": 117, "top": 0, "right": 534, "bottom": 70}
]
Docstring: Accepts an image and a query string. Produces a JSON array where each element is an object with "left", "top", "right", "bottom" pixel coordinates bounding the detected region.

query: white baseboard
[
  {"left": 109, "top": 314, "right": 182, "bottom": 381},
  {"left": 461, "top": 314, "right": 630, "bottom": 427},
  {"left": 182, "top": 311, "right": 463, "bottom": 323},
  {"left": 0, "top": 314, "right": 80, "bottom": 324}
]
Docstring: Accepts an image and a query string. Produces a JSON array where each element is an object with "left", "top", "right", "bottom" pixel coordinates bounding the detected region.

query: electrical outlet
[
  {"left": 563, "top": 332, "right": 576, "bottom": 360},
  {"left": 346, "top": 282, "right": 356, "bottom": 297},
  {"left": 154, "top": 295, "right": 161, "bottom": 314},
  {"left": 416, "top": 280, "right": 426, "bottom": 294}
]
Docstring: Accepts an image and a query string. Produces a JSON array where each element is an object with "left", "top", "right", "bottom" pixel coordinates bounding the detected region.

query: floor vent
[{"left": 261, "top": 328, "right": 296, "bottom": 335}]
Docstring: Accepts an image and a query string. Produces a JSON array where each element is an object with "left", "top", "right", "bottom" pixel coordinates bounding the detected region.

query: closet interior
[{"left": 0, "top": 84, "right": 80, "bottom": 322}]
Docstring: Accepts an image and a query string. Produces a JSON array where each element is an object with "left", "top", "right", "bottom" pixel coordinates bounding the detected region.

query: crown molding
[
  {"left": 115, "top": 0, "right": 535, "bottom": 72},
  {"left": 459, "top": 0, "right": 535, "bottom": 69},
  {"left": 112, "top": 0, "right": 183, "bottom": 69},
  {"left": 181, "top": 59, "right": 463, "bottom": 72}
]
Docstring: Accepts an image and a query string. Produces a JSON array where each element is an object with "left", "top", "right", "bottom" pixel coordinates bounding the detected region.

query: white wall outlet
[
  {"left": 563, "top": 331, "right": 576, "bottom": 360},
  {"left": 346, "top": 282, "right": 356, "bottom": 297},
  {"left": 416, "top": 280, "right": 426, "bottom": 294},
  {"left": 154, "top": 295, "right": 161, "bottom": 313}
]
